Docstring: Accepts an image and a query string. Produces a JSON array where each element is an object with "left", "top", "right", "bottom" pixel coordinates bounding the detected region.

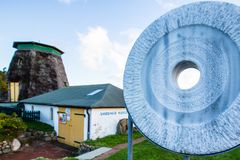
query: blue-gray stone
[{"left": 123, "top": 1, "right": 240, "bottom": 155}]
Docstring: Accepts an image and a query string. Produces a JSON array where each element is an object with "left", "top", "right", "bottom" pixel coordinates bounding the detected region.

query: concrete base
[{"left": 76, "top": 147, "right": 112, "bottom": 160}]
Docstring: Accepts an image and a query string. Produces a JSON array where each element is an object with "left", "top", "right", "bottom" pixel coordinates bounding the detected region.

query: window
[
  {"left": 17, "top": 57, "right": 23, "bottom": 67},
  {"left": 50, "top": 108, "right": 53, "bottom": 120},
  {"left": 31, "top": 105, "right": 34, "bottom": 111},
  {"left": 87, "top": 89, "right": 103, "bottom": 96},
  {"left": 9, "top": 82, "right": 20, "bottom": 102}
]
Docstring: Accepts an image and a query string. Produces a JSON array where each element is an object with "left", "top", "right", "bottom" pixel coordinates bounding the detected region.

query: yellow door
[
  {"left": 58, "top": 107, "right": 71, "bottom": 145},
  {"left": 58, "top": 107, "right": 85, "bottom": 147},
  {"left": 10, "top": 82, "right": 19, "bottom": 102},
  {"left": 70, "top": 108, "right": 85, "bottom": 147}
]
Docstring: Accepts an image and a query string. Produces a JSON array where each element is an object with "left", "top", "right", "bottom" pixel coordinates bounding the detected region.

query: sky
[{"left": 1, "top": 0, "right": 240, "bottom": 88}]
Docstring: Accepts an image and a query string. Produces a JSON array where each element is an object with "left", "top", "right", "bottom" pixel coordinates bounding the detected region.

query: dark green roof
[
  {"left": 0, "top": 103, "right": 18, "bottom": 109},
  {"left": 20, "top": 84, "right": 126, "bottom": 108},
  {"left": 13, "top": 41, "right": 64, "bottom": 56}
]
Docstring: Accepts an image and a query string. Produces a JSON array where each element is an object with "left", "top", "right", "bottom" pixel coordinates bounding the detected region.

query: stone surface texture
[
  {"left": 78, "top": 143, "right": 96, "bottom": 155},
  {"left": 7, "top": 49, "right": 69, "bottom": 100},
  {"left": 0, "top": 139, "right": 19, "bottom": 154},
  {"left": 11, "top": 139, "right": 21, "bottom": 151},
  {"left": 124, "top": 1, "right": 240, "bottom": 155},
  {"left": 117, "top": 118, "right": 128, "bottom": 134},
  {"left": 17, "top": 129, "right": 57, "bottom": 144},
  {"left": 0, "top": 130, "right": 58, "bottom": 156}
]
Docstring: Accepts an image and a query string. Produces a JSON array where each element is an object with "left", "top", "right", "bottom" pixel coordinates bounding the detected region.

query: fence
[
  {"left": 22, "top": 111, "right": 40, "bottom": 121},
  {"left": 0, "top": 104, "right": 40, "bottom": 121}
]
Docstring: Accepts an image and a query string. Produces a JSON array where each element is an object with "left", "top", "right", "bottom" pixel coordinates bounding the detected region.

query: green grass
[
  {"left": 106, "top": 140, "right": 240, "bottom": 160},
  {"left": 24, "top": 121, "right": 54, "bottom": 132},
  {"left": 84, "top": 131, "right": 142, "bottom": 148}
]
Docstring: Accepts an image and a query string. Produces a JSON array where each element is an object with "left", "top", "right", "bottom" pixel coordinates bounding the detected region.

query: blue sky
[{"left": 1, "top": 0, "right": 240, "bottom": 88}]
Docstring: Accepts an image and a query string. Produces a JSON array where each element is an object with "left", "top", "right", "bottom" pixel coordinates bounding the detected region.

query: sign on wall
[
  {"left": 66, "top": 108, "right": 71, "bottom": 121},
  {"left": 59, "top": 113, "right": 67, "bottom": 124}
]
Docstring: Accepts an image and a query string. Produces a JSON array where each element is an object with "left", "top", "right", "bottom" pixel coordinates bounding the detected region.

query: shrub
[{"left": 0, "top": 113, "right": 26, "bottom": 140}]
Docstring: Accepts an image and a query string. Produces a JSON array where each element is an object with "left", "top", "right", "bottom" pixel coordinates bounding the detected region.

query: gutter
[{"left": 86, "top": 108, "right": 91, "bottom": 140}]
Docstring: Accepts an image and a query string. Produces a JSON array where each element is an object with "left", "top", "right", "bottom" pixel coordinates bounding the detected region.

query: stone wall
[
  {"left": 0, "top": 129, "right": 57, "bottom": 155},
  {"left": 0, "top": 140, "right": 12, "bottom": 154},
  {"left": 18, "top": 129, "right": 57, "bottom": 143}
]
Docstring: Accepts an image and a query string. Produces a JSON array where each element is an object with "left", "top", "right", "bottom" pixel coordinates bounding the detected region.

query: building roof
[
  {"left": 0, "top": 103, "right": 18, "bottom": 109},
  {"left": 13, "top": 41, "right": 64, "bottom": 56},
  {"left": 20, "top": 84, "right": 126, "bottom": 108}
]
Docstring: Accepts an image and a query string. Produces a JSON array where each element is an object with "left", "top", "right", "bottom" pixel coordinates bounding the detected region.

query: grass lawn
[
  {"left": 106, "top": 140, "right": 240, "bottom": 160},
  {"left": 84, "top": 131, "right": 142, "bottom": 148},
  {"left": 24, "top": 121, "right": 54, "bottom": 132}
]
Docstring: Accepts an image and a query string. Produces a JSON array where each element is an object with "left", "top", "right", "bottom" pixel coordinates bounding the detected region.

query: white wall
[
  {"left": 90, "top": 108, "right": 128, "bottom": 140},
  {"left": 24, "top": 104, "right": 59, "bottom": 134},
  {"left": 53, "top": 107, "right": 59, "bottom": 135},
  {"left": 24, "top": 105, "right": 127, "bottom": 140}
]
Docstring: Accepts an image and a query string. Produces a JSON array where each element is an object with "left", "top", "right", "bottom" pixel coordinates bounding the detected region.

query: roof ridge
[{"left": 67, "top": 83, "right": 110, "bottom": 88}]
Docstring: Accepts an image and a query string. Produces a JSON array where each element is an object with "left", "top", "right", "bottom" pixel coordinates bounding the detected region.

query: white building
[{"left": 21, "top": 84, "right": 127, "bottom": 147}]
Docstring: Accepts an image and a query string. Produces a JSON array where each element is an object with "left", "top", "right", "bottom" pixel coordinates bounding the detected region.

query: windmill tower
[{"left": 7, "top": 41, "right": 69, "bottom": 101}]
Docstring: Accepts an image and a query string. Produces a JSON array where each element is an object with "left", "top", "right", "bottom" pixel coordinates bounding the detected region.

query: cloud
[
  {"left": 77, "top": 26, "right": 142, "bottom": 87},
  {"left": 58, "top": 0, "right": 75, "bottom": 4},
  {"left": 58, "top": 0, "right": 89, "bottom": 4}
]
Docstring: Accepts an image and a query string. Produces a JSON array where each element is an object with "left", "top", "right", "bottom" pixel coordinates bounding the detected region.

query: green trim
[{"left": 17, "top": 44, "right": 62, "bottom": 56}]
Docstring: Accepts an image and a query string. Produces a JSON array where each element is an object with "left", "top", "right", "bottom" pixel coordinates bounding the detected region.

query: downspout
[{"left": 87, "top": 108, "right": 91, "bottom": 140}]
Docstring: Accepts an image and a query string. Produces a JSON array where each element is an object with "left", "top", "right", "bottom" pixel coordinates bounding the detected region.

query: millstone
[{"left": 124, "top": 1, "right": 240, "bottom": 155}]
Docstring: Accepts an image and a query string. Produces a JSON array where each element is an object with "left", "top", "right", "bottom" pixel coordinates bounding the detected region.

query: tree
[{"left": 0, "top": 68, "right": 8, "bottom": 101}]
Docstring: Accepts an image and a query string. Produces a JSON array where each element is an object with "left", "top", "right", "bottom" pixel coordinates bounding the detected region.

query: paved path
[
  {"left": 0, "top": 141, "right": 75, "bottom": 160},
  {"left": 77, "top": 147, "right": 112, "bottom": 160},
  {"left": 94, "top": 137, "right": 145, "bottom": 160}
]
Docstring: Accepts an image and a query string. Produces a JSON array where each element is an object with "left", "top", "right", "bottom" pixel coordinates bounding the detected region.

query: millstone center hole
[{"left": 173, "top": 61, "right": 200, "bottom": 90}]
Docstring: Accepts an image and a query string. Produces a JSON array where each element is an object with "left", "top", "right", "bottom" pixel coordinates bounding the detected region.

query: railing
[
  {"left": 22, "top": 111, "right": 40, "bottom": 121},
  {"left": 0, "top": 105, "right": 40, "bottom": 121}
]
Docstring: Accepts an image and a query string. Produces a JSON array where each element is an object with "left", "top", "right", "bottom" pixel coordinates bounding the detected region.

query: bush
[{"left": 0, "top": 113, "right": 27, "bottom": 140}]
